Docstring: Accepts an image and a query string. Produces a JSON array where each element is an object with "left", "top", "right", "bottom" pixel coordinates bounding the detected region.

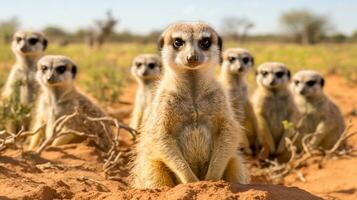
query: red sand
[{"left": 0, "top": 74, "right": 355, "bottom": 200}]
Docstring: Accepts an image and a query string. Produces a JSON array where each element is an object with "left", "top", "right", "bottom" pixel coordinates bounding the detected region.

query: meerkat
[
  {"left": 132, "top": 22, "right": 250, "bottom": 189},
  {"left": 28, "top": 55, "right": 112, "bottom": 150},
  {"left": 130, "top": 54, "right": 162, "bottom": 131},
  {"left": 252, "top": 62, "right": 297, "bottom": 159},
  {"left": 2, "top": 31, "right": 48, "bottom": 133},
  {"left": 218, "top": 48, "right": 257, "bottom": 154},
  {"left": 292, "top": 70, "right": 345, "bottom": 151}
]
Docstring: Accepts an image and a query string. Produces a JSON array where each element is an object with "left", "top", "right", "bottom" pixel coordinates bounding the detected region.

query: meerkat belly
[
  {"left": 265, "top": 100, "right": 287, "bottom": 144},
  {"left": 299, "top": 113, "right": 319, "bottom": 133},
  {"left": 176, "top": 116, "right": 214, "bottom": 179}
]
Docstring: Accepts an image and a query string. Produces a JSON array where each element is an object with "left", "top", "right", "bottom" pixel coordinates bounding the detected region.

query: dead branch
[
  {"left": 262, "top": 120, "right": 356, "bottom": 183},
  {"left": 0, "top": 124, "right": 45, "bottom": 152}
]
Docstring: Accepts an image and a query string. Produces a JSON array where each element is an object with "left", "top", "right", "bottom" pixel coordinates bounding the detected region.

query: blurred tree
[
  {"left": 280, "top": 9, "right": 332, "bottom": 44},
  {"left": 221, "top": 17, "right": 254, "bottom": 43},
  {"left": 88, "top": 10, "right": 118, "bottom": 48},
  {"left": 329, "top": 33, "right": 347, "bottom": 43},
  {"left": 43, "top": 26, "right": 71, "bottom": 45},
  {"left": 350, "top": 30, "right": 357, "bottom": 41},
  {"left": 0, "top": 17, "right": 20, "bottom": 43}
]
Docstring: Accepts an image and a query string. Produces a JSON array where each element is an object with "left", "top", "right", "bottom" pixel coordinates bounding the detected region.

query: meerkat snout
[
  {"left": 292, "top": 70, "right": 325, "bottom": 97},
  {"left": 12, "top": 31, "right": 47, "bottom": 56},
  {"left": 37, "top": 55, "right": 77, "bottom": 87},
  {"left": 158, "top": 22, "right": 222, "bottom": 70},
  {"left": 256, "top": 62, "right": 291, "bottom": 89}
]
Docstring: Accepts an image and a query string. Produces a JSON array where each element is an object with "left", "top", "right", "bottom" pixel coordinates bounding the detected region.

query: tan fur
[
  {"left": 28, "top": 55, "right": 111, "bottom": 150},
  {"left": 2, "top": 31, "right": 47, "bottom": 133},
  {"left": 130, "top": 54, "right": 162, "bottom": 131},
  {"left": 252, "top": 62, "right": 298, "bottom": 159},
  {"left": 218, "top": 48, "right": 257, "bottom": 154},
  {"left": 132, "top": 22, "right": 249, "bottom": 189},
  {"left": 292, "top": 70, "right": 345, "bottom": 151}
]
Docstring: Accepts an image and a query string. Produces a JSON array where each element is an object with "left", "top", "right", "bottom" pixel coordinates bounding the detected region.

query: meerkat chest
[
  {"left": 16, "top": 68, "right": 37, "bottom": 103},
  {"left": 168, "top": 92, "right": 220, "bottom": 171},
  {"left": 262, "top": 95, "right": 291, "bottom": 137},
  {"left": 297, "top": 102, "right": 323, "bottom": 131}
]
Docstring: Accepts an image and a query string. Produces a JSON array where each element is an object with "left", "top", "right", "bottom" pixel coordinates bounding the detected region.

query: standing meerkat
[
  {"left": 252, "top": 62, "right": 297, "bottom": 159},
  {"left": 132, "top": 22, "right": 249, "bottom": 189},
  {"left": 130, "top": 54, "right": 162, "bottom": 131},
  {"left": 2, "top": 31, "right": 48, "bottom": 132},
  {"left": 292, "top": 70, "right": 345, "bottom": 151},
  {"left": 218, "top": 48, "right": 257, "bottom": 154},
  {"left": 28, "top": 55, "right": 112, "bottom": 150}
]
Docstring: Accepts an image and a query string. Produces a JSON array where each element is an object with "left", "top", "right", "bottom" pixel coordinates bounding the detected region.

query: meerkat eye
[
  {"left": 242, "top": 57, "right": 250, "bottom": 64},
  {"left": 294, "top": 80, "right": 300, "bottom": 85},
  {"left": 199, "top": 37, "right": 211, "bottom": 50},
  {"left": 228, "top": 56, "right": 236, "bottom": 63},
  {"left": 41, "top": 65, "right": 48, "bottom": 72},
  {"left": 136, "top": 62, "right": 142, "bottom": 67},
  {"left": 16, "top": 37, "right": 22, "bottom": 43},
  {"left": 275, "top": 71, "right": 284, "bottom": 78},
  {"left": 306, "top": 80, "right": 316, "bottom": 87},
  {"left": 173, "top": 38, "right": 184, "bottom": 49},
  {"left": 56, "top": 65, "right": 67, "bottom": 74},
  {"left": 261, "top": 71, "right": 268, "bottom": 77},
  {"left": 28, "top": 38, "right": 39, "bottom": 45},
  {"left": 148, "top": 63, "right": 156, "bottom": 69}
]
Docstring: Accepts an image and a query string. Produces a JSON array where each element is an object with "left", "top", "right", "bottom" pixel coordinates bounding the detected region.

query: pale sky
[{"left": 0, "top": 0, "right": 356, "bottom": 35}]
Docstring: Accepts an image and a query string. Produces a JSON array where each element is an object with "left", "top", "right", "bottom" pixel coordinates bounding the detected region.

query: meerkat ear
[
  {"left": 320, "top": 78, "right": 325, "bottom": 87},
  {"left": 287, "top": 70, "right": 291, "bottom": 80},
  {"left": 251, "top": 57, "right": 255, "bottom": 66},
  {"left": 255, "top": 70, "right": 259, "bottom": 76},
  {"left": 71, "top": 65, "right": 77, "bottom": 79},
  {"left": 217, "top": 35, "right": 223, "bottom": 51},
  {"left": 43, "top": 38, "right": 48, "bottom": 50},
  {"left": 157, "top": 36, "right": 164, "bottom": 51},
  {"left": 217, "top": 36, "right": 223, "bottom": 64}
]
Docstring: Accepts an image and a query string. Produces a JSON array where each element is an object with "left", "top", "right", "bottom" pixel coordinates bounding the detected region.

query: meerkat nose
[{"left": 187, "top": 55, "right": 198, "bottom": 62}]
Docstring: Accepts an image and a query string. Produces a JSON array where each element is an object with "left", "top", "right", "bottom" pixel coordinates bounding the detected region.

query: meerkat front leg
[
  {"left": 205, "top": 117, "right": 239, "bottom": 181},
  {"left": 155, "top": 125, "right": 199, "bottom": 183},
  {"left": 130, "top": 103, "right": 144, "bottom": 131},
  {"left": 308, "top": 122, "right": 333, "bottom": 148},
  {"left": 255, "top": 113, "right": 276, "bottom": 157},
  {"left": 28, "top": 110, "right": 45, "bottom": 150},
  {"left": 223, "top": 155, "right": 250, "bottom": 184}
]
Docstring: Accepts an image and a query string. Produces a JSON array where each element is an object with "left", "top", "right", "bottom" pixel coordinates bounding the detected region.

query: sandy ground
[{"left": 0, "top": 74, "right": 355, "bottom": 200}]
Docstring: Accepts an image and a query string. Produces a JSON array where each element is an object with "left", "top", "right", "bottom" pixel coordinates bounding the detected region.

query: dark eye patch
[
  {"left": 148, "top": 63, "right": 156, "bottom": 69},
  {"left": 41, "top": 65, "right": 48, "bottom": 72},
  {"left": 199, "top": 37, "right": 211, "bottom": 50},
  {"left": 294, "top": 80, "right": 300, "bottom": 85},
  {"left": 173, "top": 38, "right": 184, "bottom": 49},
  {"left": 242, "top": 56, "right": 250, "bottom": 64},
  {"left": 275, "top": 71, "right": 284, "bottom": 78},
  {"left": 136, "top": 62, "right": 142, "bottom": 67},
  {"left": 56, "top": 65, "right": 67, "bottom": 74},
  {"left": 228, "top": 56, "right": 236, "bottom": 63},
  {"left": 28, "top": 38, "right": 39, "bottom": 45},
  {"left": 16, "top": 37, "right": 22, "bottom": 43},
  {"left": 306, "top": 80, "right": 316, "bottom": 87},
  {"left": 261, "top": 71, "right": 269, "bottom": 77}
]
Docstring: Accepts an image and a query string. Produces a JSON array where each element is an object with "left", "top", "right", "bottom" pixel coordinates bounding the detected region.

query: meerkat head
[
  {"left": 256, "top": 62, "right": 291, "bottom": 90},
  {"left": 158, "top": 22, "right": 222, "bottom": 72},
  {"left": 12, "top": 31, "right": 47, "bottom": 57},
  {"left": 221, "top": 48, "right": 254, "bottom": 75},
  {"left": 292, "top": 70, "right": 324, "bottom": 97},
  {"left": 131, "top": 54, "right": 162, "bottom": 81},
  {"left": 36, "top": 55, "right": 77, "bottom": 88}
]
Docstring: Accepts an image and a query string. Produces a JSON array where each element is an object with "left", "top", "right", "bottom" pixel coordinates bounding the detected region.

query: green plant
[{"left": 0, "top": 80, "right": 33, "bottom": 130}]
